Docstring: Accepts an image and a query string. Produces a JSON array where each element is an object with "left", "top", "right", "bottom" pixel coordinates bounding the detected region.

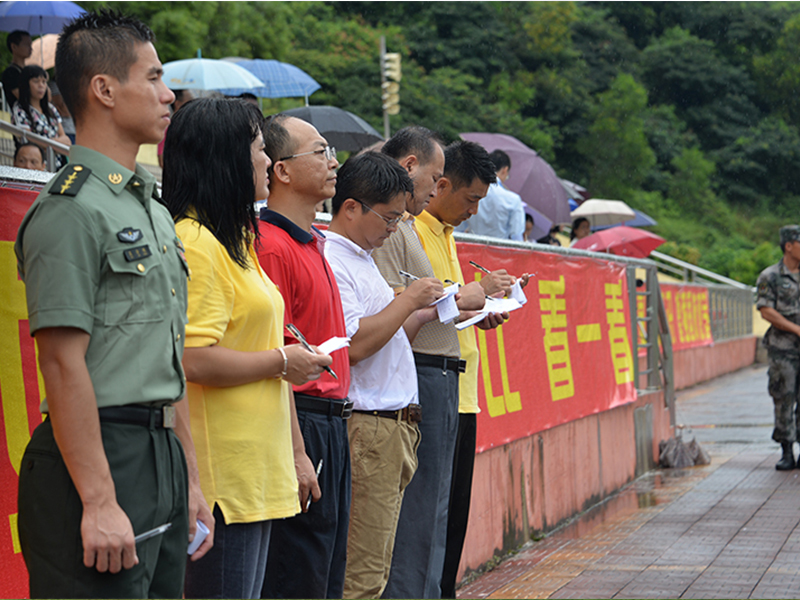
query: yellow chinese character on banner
[
  {"left": 605, "top": 282, "right": 634, "bottom": 385},
  {"left": 538, "top": 276, "right": 574, "bottom": 401}
]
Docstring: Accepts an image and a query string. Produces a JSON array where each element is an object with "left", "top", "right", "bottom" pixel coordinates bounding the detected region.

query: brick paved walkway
[{"left": 459, "top": 364, "right": 800, "bottom": 599}]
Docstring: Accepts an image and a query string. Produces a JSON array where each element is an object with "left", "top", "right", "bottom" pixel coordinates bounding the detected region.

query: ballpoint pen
[
  {"left": 135, "top": 523, "right": 172, "bottom": 543},
  {"left": 286, "top": 323, "right": 338, "bottom": 380},
  {"left": 306, "top": 459, "right": 324, "bottom": 510},
  {"left": 399, "top": 270, "right": 419, "bottom": 280},
  {"left": 469, "top": 260, "right": 492, "bottom": 275}
]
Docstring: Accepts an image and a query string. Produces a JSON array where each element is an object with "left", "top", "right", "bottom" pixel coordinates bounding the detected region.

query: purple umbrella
[{"left": 461, "top": 132, "right": 571, "bottom": 224}]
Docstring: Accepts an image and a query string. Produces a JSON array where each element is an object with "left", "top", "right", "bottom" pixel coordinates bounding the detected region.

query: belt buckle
[
  {"left": 408, "top": 403, "right": 422, "bottom": 424},
  {"left": 341, "top": 401, "right": 354, "bottom": 420},
  {"left": 162, "top": 405, "right": 176, "bottom": 429}
]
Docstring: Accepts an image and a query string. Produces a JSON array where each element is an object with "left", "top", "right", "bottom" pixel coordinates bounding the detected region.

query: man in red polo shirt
[{"left": 256, "top": 113, "right": 352, "bottom": 599}]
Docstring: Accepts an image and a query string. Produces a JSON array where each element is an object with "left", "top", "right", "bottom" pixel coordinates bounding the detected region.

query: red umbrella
[{"left": 572, "top": 226, "right": 665, "bottom": 258}]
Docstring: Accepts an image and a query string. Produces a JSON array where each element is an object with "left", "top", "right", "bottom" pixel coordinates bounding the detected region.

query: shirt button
[
  {"left": 171, "top": 288, "right": 176, "bottom": 296},
  {"left": 176, "top": 333, "right": 181, "bottom": 341},
  {"left": 137, "top": 263, "right": 145, "bottom": 273},
  {"left": 163, "top": 245, "right": 168, "bottom": 253}
]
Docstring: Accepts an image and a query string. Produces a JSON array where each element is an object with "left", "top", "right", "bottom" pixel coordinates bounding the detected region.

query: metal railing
[{"left": 0, "top": 119, "right": 69, "bottom": 173}]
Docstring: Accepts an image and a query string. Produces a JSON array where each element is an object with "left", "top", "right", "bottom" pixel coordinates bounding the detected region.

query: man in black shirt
[{"left": 2, "top": 30, "right": 32, "bottom": 110}]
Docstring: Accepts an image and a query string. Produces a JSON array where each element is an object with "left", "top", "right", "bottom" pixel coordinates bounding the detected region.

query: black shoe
[{"left": 777, "top": 443, "right": 795, "bottom": 471}]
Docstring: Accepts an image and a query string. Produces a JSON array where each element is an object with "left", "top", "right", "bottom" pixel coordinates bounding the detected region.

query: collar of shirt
[
  {"left": 68, "top": 144, "right": 157, "bottom": 204},
  {"left": 325, "top": 230, "right": 372, "bottom": 259},
  {"left": 259, "top": 208, "right": 315, "bottom": 244},
  {"left": 779, "top": 259, "right": 799, "bottom": 281},
  {"left": 417, "top": 209, "right": 452, "bottom": 237}
]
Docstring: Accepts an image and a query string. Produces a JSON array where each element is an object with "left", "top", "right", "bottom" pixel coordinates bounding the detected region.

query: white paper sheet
[
  {"left": 455, "top": 297, "right": 523, "bottom": 330},
  {"left": 510, "top": 280, "right": 528, "bottom": 305},
  {"left": 318, "top": 336, "right": 351, "bottom": 355}
]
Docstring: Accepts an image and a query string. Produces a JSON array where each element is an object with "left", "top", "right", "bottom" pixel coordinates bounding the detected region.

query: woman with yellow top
[{"left": 162, "top": 98, "right": 332, "bottom": 599}]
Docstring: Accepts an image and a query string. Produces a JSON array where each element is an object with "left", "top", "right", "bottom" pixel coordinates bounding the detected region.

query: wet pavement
[{"left": 458, "top": 364, "right": 800, "bottom": 599}]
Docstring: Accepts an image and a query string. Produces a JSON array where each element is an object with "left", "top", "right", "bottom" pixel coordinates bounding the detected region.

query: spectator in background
[
  {"left": 325, "top": 152, "right": 442, "bottom": 599},
  {"left": 48, "top": 81, "right": 76, "bottom": 144},
  {"left": 569, "top": 216, "right": 591, "bottom": 246},
  {"left": 12, "top": 65, "right": 70, "bottom": 168},
  {"left": 523, "top": 213, "right": 534, "bottom": 241},
  {"left": 13, "top": 142, "right": 45, "bottom": 170},
  {"left": 2, "top": 30, "right": 31, "bottom": 109},
  {"left": 455, "top": 149, "right": 525, "bottom": 241},
  {"left": 157, "top": 88, "right": 194, "bottom": 168},
  {"left": 537, "top": 224, "right": 563, "bottom": 246}
]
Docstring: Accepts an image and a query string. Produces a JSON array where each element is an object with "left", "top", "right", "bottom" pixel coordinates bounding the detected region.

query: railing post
[
  {"left": 646, "top": 267, "right": 660, "bottom": 390},
  {"left": 627, "top": 267, "right": 639, "bottom": 389}
]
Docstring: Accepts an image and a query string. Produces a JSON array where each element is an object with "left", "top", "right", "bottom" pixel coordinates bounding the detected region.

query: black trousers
[
  {"left": 441, "top": 413, "right": 477, "bottom": 598},
  {"left": 261, "top": 408, "right": 351, "bottom": 599},
  {"left": 18, "top": 417, "right": 189, "bottom": 599}
]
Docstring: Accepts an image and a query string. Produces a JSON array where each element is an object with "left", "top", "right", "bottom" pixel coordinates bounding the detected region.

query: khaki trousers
[{"left": 343, "top": 411, "right": 420, "bottom": 599}]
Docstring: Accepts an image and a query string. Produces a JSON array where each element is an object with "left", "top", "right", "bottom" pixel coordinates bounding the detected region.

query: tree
[{"left": 577, "top": 73, "right": 655, "bottom": 199}]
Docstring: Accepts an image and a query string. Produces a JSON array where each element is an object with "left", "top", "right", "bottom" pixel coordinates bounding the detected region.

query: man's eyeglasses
[
  {"left": 279, "top": 145, "right": 337, "bottom": 162},
  {"left": 354, "top": 198, "right": 403, "bottom": 227}
]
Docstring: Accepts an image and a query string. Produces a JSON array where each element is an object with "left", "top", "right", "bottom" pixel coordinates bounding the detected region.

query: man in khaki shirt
[
  {"left": 374, "top": 131, "right": 515, "bottom": 598},
  {"left": 14, "top": 11, "right": 212, "bottom": 598}
]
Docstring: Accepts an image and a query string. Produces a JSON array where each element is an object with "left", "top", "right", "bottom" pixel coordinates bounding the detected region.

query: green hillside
[{"left": 65, "top": 3, "right": 800, "bottom": 281}]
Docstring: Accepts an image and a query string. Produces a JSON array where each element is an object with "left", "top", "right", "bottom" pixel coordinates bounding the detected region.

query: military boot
[{"left": 776, "top": 441, "right": 795, "bottom": 471}]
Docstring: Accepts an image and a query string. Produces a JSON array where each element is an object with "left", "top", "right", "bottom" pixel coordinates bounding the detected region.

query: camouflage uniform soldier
[{"left": 756, "top": 225, "right": 800, "bottom": 470}]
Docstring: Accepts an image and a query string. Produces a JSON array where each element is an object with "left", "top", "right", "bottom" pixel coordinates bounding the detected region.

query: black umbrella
[{"left": 281, "top": 105, "right": 383, "bottom": 152}]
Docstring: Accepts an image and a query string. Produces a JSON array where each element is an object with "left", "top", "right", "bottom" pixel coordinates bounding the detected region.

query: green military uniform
[
  {"left": 756, "top": 226, "right": 800, "bottom": 452},
  {"left": 15, "top": 145, "right": 191, "bottom": 598}
]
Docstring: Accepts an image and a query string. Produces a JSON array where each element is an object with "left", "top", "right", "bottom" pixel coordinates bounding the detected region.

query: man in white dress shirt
[
  {"left": 456, "top": 149, "right": 525, "bottom": 241},
  {"left": 324, "top": 151, "right": 445, "bottom": 599}
]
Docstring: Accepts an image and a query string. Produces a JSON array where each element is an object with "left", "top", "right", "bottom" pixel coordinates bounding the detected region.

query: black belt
[
  {"left": 97, "top": 404, "right": 176, "bottom": 428},
  {"left": 353, "top": 403, "right": 422, "bottom": 424},
  {"left": 294, "top": 393, "right": 353, "bottom": 419},
  {"left": 413, "top": 352, "right": 466, "bottom": 374}
]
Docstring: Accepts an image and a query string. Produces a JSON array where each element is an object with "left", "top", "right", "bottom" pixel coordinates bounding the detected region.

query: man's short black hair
[
  {"left": 55, "top": 9, "right": 155, "bottom": 124},
  {"left": 443, "top": 141, "right": 497, "bottom": 190},
  {"left": 488, "top": 149, "right": 511, "bottom": 172},
  {"left": 7, "top": 30, "right": 29, "bottom": 53},
  {"left": 331, "top": 152, "right": 413, "bottom": 215},
  {"left": 263, "top": 113, "right": 295, "bottom": 176},
  {"left": 381, "top": 125, "right": 443, "bottom": 165},
  {"left": 14, "top": 142, "right": 44, "bottom": 162}
]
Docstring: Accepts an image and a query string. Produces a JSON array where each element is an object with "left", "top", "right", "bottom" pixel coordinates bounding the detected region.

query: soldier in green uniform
[
  {"left": 14, "top": 11, "right": 213, "bottom": 598},
  {"left": 756, "top": 225, "right": 800, "bottom": 471}
]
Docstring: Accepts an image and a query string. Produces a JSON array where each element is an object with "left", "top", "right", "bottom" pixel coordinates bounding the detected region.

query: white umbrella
[
  {"left": 570, "top": 198, "right": 635, "bottom": 227},
  {"left": 162, "top": 52, "right": 263, "bottom": 91}
]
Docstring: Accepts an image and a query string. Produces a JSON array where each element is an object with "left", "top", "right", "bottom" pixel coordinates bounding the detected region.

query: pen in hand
[
  {"left": 135, "top": 523, "right": 172, "bottom": 543},
  {"left": 399, "top": 270, "right": 419, "bottom": 281},
  {"left": 469, "top": 260, "right": 492, "bottom": 275},
  {"left": 306, "top": 459, "right": 323, "bottom": 511},
  {"left": 286, "top": 323, "right": 338, "bottom": 380}
]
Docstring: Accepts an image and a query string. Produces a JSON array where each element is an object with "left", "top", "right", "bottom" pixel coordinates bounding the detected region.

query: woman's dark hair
[
  {"left": 162, "top": 97, "right": 264, "bottom": 270},
  {"left": 331, "top": 152, "right": 413, "bottom": 215},
  {"left": 570, "top": 217, "right": 590, "bottom": 240},
  {"left": 17, "top": 65, "right": 55, "bottom": 124}
]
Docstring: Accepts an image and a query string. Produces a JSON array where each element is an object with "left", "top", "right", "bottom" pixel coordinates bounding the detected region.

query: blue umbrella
[
  {"left": 162, "top": 55, "right": 263, "bottom": 91},
  {"left": 219, "top": 59, "right": 321, "bottom": 103},
  {"left": 592, "top": 208, "right": 658, "bottom": 231},
  {"left": 0, "top": 1, "right": 84, "bottom": 34}
]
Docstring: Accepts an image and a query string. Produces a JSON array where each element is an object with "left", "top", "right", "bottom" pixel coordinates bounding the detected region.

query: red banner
[
  {"left": 1, "top": 188, "right": 43, "bottom": 599},
  {"left": 454, "top": 244, "right": 638, "bottom": 453},
  {"left": 636, "top": 282, "right": 713, "bottom": 354}
]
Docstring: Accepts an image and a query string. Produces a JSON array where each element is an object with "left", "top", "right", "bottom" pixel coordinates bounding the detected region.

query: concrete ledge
[
  {"left": 672, "top": 336, "right": 756, "bottom": 391},
  {"left": 457, "top": 337, "right": 756, "bottom": 586},
  {"left": 459, "top": 390, "right": 671, "bottom": 583}
]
